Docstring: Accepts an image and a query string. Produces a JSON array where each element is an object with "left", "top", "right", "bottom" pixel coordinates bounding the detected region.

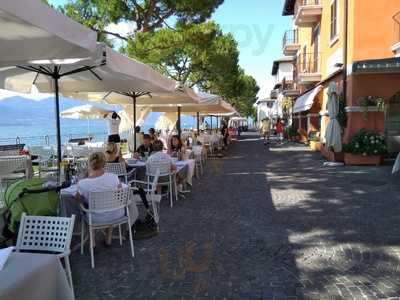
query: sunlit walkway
[{"left": 72, "top": 132, "right": 400, "bottom": 299}]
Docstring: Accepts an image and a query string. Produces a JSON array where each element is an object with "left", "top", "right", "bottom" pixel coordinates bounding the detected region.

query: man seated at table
[
  {"left": 75, "top": 152, "right": 125, "bottom": 247},
  {"left": 148, "top": 128, "right": 157, "bottom": 142},
  {"left": 135, "top": 134, "right": 153, "bottom": 159}
]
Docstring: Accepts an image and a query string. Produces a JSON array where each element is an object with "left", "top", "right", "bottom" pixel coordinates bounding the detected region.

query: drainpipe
[{"left": 343, "top": 0, "right": 349, "bottom": 102}]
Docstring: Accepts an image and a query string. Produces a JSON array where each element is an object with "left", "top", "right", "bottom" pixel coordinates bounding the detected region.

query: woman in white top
[
  {"left": 75, "top": 152, "right": 124, "bottom": 246},
  {"left": 104, "top": 111, "right": 121, "bottom": 143}
]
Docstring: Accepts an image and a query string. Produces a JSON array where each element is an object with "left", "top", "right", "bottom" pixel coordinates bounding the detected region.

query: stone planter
[
  {"left": 309, "top": 141, "right": 322, "bottom": 152},
  {"left": 344, "top": 153, "right": 382, "bottom": 166}
]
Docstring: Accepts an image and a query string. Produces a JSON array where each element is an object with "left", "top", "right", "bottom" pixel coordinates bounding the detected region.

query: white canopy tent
[
  {"left": 293, "top": 85, "right": 323, "bottom": 114},
  {"left": 155, "top": 113, "right": 179, "bottom": 132},
  {"left": 324, "top": 82, "right": 342, "bottom": 153},
  {"left": 119, "top": 107, "right": 152, "bottom": 133}
]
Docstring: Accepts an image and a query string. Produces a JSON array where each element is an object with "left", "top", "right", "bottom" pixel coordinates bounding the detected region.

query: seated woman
[
  {"left": 75, "top": 152, "right": 124, "bottom": 246},
  {"left": 105, "top": 142, "right": 124, "bottom": 163},
  {"left": 167, "top": 135, "right": 186, "bottom": 158}
]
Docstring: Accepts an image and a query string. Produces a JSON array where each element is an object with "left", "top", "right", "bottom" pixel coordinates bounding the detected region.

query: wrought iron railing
[
  {"left": 300, "top": 0, "right": 320, "bottom": 6},
  {"left": 296, "top": 52, "right": 321, "bottom": 74},
  {"left": 283, "top": 30, "right": 299, "bottom": 50}
]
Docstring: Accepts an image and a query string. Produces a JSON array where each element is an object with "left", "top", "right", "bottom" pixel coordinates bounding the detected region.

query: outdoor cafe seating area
[{"left": 0, "top": 1, "right": 238, "bottom": 299}]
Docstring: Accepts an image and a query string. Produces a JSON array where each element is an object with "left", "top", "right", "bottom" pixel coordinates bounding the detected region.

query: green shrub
[{"left": 343, "top": 129, "right": 387, "bottom": 156}]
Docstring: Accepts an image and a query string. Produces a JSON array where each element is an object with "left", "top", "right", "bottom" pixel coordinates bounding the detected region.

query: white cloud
[{"left": 105, "top": 21, "right": 135, "bottom": 39}]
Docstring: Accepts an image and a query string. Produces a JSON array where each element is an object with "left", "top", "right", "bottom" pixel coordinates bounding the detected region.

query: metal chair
[
  {"left": 105, "top": 162, "right": 135, "bottom": 184},
  {"left": 16, "top": 213, "right": 76, "bottom": 298},
  {"left": 80, "top": 187, "right": 134, "bottom": 269},
  {"left": 129, "top": 170, "right": 161, "bottom": 224},
  {"left": 146, "top": 161, "right": 177, "bottom": 208}
]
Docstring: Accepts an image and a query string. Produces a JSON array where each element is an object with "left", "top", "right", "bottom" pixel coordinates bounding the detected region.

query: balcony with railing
[
  {"left": 283, "top": 30, "right": 300, "bottom": 55},
  {"left": 281, "top": 80, "right": 300, "bottom": 97},
  {"left": 392, "top": 11, "right": 400, "bottom": 56},
  {"left": 294, "top": 0, "right": 322, "bottom": 26},
  {"left": 295, "top": 52, "right": 321, "bottom": 84}
]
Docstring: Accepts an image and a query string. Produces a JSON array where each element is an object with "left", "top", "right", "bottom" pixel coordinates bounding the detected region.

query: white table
[{"left": 0, "top": 252, "right": 74, "bottom": 300}]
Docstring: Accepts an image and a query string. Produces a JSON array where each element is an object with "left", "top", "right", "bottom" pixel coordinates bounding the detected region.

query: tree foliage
[
  {"left": 62, "top": 0, "right": 223, "bottom": 39},
  {"left": 58, "top": 0, "right": 259, "bottom": 116}
]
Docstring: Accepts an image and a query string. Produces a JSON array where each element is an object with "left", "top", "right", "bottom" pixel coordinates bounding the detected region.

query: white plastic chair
[
  {"left": 80, "top": 187, "right": 134, "bottom": 268},
  {"left": 0, "top": 156, "right": 29, "bottom": 201},
  {"left": 16, "top": 213, "right": 76, "bottom": 298},
  {"left": 105, "top": 162, "right": 134, "bottom": 184},
  {"left": 193, "top": 146, "right": 204, "bottom": 178},
  {"left": 146, "top": 161, "right": 177, "bottom": 207},
  {"left": 129, "top": 170, "right": 161, "bottom": 224},
  {"left": 29, "top": 146, "right": 58, "bottom": 178}
]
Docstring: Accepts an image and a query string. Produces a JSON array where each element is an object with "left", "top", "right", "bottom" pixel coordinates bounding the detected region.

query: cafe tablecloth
[{"left": 0, "top": 252, "right": 74, "bottom": 300}]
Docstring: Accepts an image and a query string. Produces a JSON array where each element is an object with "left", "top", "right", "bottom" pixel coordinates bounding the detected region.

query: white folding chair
[
  {"left": 80, "top": 187, "right": 134, "bottom": 268},
  {"left": 16, "top": 213, "right": 76, "bottom": 298},
  {"left": 129, "top": 170, "right": 161, "bottom": 224},
  {"left": 146, "top": 161, "right": 177, "bottom": 208},
  {"left": 105, "top": 162, "right": 134, "bottom": 184}
]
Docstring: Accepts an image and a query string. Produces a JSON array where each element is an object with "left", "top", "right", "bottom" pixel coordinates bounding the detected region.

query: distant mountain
[{"left": 0, "top": 96, "right": 119, "bottom": 124}]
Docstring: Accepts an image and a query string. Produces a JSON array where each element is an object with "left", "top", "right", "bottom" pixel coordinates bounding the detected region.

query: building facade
[{"left": 281, "top": 0, "right": 400, "bottom": 154}]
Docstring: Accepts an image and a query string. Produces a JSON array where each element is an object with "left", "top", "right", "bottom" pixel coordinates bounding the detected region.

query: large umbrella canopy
[
  {"left": 0, "top": 0, "right": 97, "bottom": 66},
  {"left": 65, "top": 86, "right": 199, "bottom": 106},
  {"left": 60, "top": 104, "right": 112, "bottom": 119},
  {"left": 324, "top": 82, "right": 342, "bottom": 152},
  {"left": 155, "top": 113, "right": 178, "bottom": 132},
  {"left": 149, "top": 93, "right": 236, "bottom": 115},
  {"left": 0, "top": 45, "right": 176, "bottom": 94},
  {"left": 119, "top": 107, "right": 151, "bottom": 133}
]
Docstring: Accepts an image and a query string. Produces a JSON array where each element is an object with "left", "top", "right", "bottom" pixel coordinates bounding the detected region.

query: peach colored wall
[{"left": 351, "top": 0, "right": 400, "bottom": 62}]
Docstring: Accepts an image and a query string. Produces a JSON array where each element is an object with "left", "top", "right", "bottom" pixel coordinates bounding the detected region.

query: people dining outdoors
[
  {"left": 167, "top": 135, "right": 186, "bottom": 158},
  {"left": 135, "top": 134, "right": 153, "bottom": 159},
  {"left": 260, "top": 118, "right": 271, "bottom": 146},
  {"left": 75, "top": 152, "right": 124, "bottom": 247},
  {"left": 128, "top": 126, "right": 143, "bottom": 154},
  {"left": 104, "top": 111, "right": 121, "bottom": 143},
  {"left": 105, "top": 142, "right": 124, "bottom": 163},
  {"left": 220, "top": 121, "right": 229, "bottom": 148},
  {"left": 148, "top": 128, "right": 157, "bottom": 142}
]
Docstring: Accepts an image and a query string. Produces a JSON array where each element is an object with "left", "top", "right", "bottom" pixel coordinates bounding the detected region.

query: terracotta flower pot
[
  {"left": 344, "top": 153, "right": 382, "bottom": 166},
  {"left": 309, "top": 141, "right": 322, "bottom": 152}
]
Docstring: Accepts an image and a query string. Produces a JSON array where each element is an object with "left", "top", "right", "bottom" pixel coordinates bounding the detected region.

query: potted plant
[
  {"left": 284, "top": 126, "right": 299, "bottom": 142},
  {"left": 309, "top": 132, "right": 322, "bottom": 151},
  {"left": 359, "top": 96, "right": 385, "bottom": 120},
  {"left": 343, "top": 129, "right": 387, "bottom": 165}
]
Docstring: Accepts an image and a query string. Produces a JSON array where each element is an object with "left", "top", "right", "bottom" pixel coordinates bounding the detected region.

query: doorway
[{"left": 385, "top": 92, "right": 400, "bottom": 155}]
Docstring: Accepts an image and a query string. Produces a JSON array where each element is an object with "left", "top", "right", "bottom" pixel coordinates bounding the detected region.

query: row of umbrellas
[{"left": 0, "top": 0, "right": 237, "bottom": 171}]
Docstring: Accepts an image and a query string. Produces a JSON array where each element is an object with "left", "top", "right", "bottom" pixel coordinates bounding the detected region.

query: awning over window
[{"left": 293, "top": 85, "right": 323, "bottom": 113}]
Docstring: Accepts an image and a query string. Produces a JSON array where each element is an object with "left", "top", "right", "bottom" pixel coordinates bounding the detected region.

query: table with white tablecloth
[{"left": 0, "top": 252, "right": 74, "bottom": 300}]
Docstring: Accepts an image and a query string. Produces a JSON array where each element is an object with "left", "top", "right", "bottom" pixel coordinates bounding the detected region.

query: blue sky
[{"left": 2, "top": 0, "right": 290, "bottom": 100}]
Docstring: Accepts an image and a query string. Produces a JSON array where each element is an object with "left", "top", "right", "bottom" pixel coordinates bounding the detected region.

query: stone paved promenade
[{"left": 72, "top": 132, "right": 400, "bottom": 299}]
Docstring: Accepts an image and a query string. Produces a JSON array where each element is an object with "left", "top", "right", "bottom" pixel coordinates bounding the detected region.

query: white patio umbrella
[
  {"left": 0, "top": 0, "right": 97, "bottom": 66},
  {"left": 324, "top": 82, "right": 342, "bottom": 152},
  {"left": 155, "top": 113, "right": 178, "bottom": 132},
  {"left": 67, "top": 86, "right": 199, "bottom": 144},
  {"left": 119, "top": 107, "right": 152, "bottom": 133},
  {"left": 60, "top": 104, "right": 112, "bottom": 136},
  {"left": 0, "top": 43, "right": 176, "bottom": 166},
  {"left": 0, "top": 0, "right": 99, "bottom": 172}
]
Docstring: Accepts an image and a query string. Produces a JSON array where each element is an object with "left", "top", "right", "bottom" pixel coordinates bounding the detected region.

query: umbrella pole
[
  {"left": 210, "top": 116, "right": 213, "bottom": 132},
  {"left": 53, "top": 70, "right": 62, "bottom": 179},
  {"left": 133, "top": 94, "right": 137, "bottom": 151},
  {"left": 177, "top": 106, "right": 182, "bottom": 139},
  {"left": 196, "top": 112, "right": 200, "bottom": 133}
]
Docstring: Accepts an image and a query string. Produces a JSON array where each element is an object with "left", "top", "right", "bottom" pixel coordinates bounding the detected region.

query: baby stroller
[{"left": 1, "top": 178, "right": 61, "bottom": 245}]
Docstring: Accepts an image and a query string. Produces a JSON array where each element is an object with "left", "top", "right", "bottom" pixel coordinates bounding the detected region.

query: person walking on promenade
[
  {"left": 260, "top": 118, "right": 271, "bottom": 145},
  {"left": 276, "top": 117, "right": 285, "bottom": 144}
]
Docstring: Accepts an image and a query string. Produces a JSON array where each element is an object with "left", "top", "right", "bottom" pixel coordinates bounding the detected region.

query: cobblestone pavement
[{"left": 71, "top": 132, "right": 400, "bottom": 299}]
